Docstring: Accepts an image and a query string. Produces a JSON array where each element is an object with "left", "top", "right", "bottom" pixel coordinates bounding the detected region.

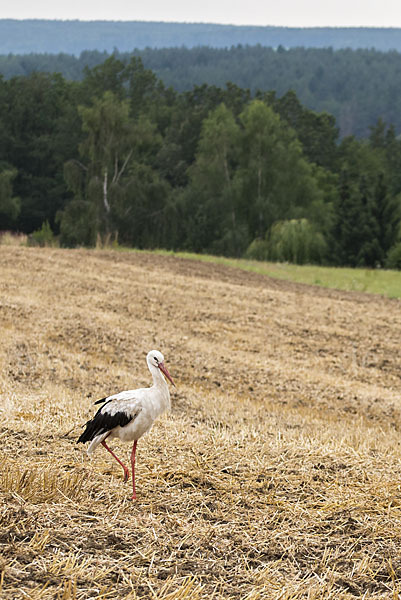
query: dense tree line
[
  {"left": 2, "top": 20, "right": 401, "bottom": 55},
  {"left": 2, "top": 46, "right": 401, "bottom": 138},
  {"left": 1, "top": 57, "right": 401, "bottom": 268}
]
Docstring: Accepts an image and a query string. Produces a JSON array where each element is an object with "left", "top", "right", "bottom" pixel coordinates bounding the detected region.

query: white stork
[{"left": 77, "top": 349, "right": 175, "bottom": 500}]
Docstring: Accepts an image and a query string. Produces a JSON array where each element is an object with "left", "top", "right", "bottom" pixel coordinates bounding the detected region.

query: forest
[
  {"left": 2, "top": 20, "right": 401, "bottom": 55},
  {"left": 1, "top": 55, "right": 401, "bottom": 269},
  {"left": 2, "top": 45, "right": 401, "bottom": 137}
]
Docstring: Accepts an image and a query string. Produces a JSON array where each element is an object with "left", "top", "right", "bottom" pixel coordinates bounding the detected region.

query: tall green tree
[
  {"left": 236, "top": 100, "right": 325, "bottom": 240},
  {"left": 332, "top": 137, "right": 401, "bottom": 266},
  {"left": 158, "top": 83, "right": 250, "bottom": 189},
  {"left": 61, "top": 91, "right": 138, "bottom": 244},
  {"left": 185, "top": 103, "right": 244, "bottom": 254},
  {"left": 1, "top": 72, "right": 80, "bottom": 232},
  {"left": 59, "top": 90, "right": 169, "bottom": 247},
  {"left": 81, "top": 55, "right": 126, "bottom": 101},
  {"left": 0, "top": 168, "right": 20, "bottom": 227},
  {"left": 270, "top": 90, "right": 339, "bottom": 170},
  {"left": 112, "top": 162, "right": 174, "bottom": 249}
]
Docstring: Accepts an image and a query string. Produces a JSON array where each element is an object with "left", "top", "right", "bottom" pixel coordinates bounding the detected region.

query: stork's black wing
[{"left": 77, "top": 400, "right": 132, "bottom": 444}]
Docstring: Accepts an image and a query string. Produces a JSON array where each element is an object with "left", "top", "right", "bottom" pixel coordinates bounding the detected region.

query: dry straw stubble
[{"left": 0, "top": 247, "right": 401, "bottom": 599}]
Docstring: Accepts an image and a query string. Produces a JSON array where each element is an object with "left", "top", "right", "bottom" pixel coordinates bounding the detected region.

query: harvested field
[{"left": 0, "top": 246, "right": 401, "bottom": 599}]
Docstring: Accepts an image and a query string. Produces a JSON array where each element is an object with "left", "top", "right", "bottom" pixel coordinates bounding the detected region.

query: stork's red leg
[
  {"left": 101, "top": 438, "right": 130, "bottom": 483},
  {"left": 131, "top": 440, "right": 138, "bottom": 500}
]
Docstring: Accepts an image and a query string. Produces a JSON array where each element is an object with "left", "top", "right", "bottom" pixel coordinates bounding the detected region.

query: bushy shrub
[
  {"left": 56, "top": 198, "right": 96, "bottom": 247},
  {"left": 209, "top": 225, "right": 249, "bottom": 257},
  {"left": 244, "top": 238, "right": 270, "bottom": 261},
  {"left": 267, "top": 219, "right": 327, "bottom": 265},
  {"left": 385, "top": 242, "right": 401, "bottom": 270},
  {"left": 245, "top": 219, "right": 327, "bottom": 264},
  {"left": 28, "top": 221, "right": 57, "bottom": 247}
]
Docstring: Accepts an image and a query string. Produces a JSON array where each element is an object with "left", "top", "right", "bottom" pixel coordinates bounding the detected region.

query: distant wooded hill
[
  {"left": 2, "top": 19, "right": 401, "bottom": 54},
  {"left": 2, "top": 45, "right": 401, "bottom": 137}
]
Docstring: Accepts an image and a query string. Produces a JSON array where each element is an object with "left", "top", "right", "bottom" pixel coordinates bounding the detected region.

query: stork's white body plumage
[
  {"left": 87, "top": 376, "right": 171, "bottom": 453},
  {"left": 78, "top": 350, "right": 175, "bottom": 499}
]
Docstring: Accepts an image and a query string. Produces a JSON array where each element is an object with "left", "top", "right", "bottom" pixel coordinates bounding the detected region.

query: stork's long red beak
[{"left": 158, "top": 362, "right": 176, "bottom": 387}]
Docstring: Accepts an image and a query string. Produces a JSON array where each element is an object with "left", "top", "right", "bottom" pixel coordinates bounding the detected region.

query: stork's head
[{"left": 147, "top": 350, "right": 176, "bottom": 387}]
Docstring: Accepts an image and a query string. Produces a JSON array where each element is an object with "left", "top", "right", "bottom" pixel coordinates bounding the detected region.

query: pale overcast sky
[{"left": 2, "top": 0, "right": 401, "bottom": 28}]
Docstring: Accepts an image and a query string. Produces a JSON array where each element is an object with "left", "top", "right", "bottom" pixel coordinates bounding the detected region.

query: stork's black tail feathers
[{"left": 77, "top": 419, "right": 102, "bottom": 444}]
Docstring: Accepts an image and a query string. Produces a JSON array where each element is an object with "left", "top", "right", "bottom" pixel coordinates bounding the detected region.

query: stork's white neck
[
  {"left": 149, "top": 362, "right": 171, "bottom": 413},
  {"left": 148, "top": 362, "right": 169, "bottom": 389}
]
